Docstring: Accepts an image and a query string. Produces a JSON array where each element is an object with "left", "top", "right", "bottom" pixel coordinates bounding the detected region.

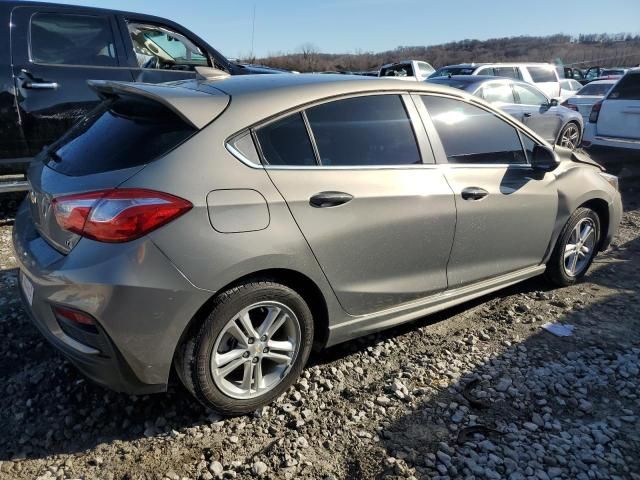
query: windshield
[
  {"left": 429, "top": 66, "right": 477, "bottom": 78},
  {"left": 577, "top": 83, "right": 614, "bottom": 96},
  {"left": 601, "top": 69, "right": 625, "bottom": 76}
]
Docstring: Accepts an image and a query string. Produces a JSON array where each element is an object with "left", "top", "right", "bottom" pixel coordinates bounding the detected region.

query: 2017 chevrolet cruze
[{"left": 13, "top": 74, "right": 622, "bottom": 414}]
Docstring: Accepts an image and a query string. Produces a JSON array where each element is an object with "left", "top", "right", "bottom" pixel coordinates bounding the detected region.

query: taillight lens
[
  {"left": 52, "top": 189, "right": 192, "bottom": 242},
  {"left": 561, "top": 100, "right": 579, "bottom": 112},
  {"left": 589, "top": 101, "right": 602, "bottom": 123}
]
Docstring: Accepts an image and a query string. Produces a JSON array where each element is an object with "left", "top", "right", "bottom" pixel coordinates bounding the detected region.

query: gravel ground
[{"left": 1, "top": 173, "right": 639, "bottom": 480}]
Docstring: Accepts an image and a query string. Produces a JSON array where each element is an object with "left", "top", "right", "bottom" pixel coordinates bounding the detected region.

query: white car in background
[
  {"left": 583, "top": 69, "right": 640, "bottom": 151},
  {"left": 561, "top": 80, "right": 617, "bottom": 122},
  {"left": 559, "top": 79, "right": 583, "bottom": 101},
  {"left": 379, "top": 60, "right": 435, "bottom": 81},
  {"left": 428, "top": 62, "right": 562, "bottom": 98}
]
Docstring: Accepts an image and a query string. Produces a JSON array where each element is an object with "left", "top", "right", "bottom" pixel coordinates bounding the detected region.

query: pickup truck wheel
[
  {"left": 557, "top": 122, "right": 581, "bottom": 150},
  {"left": 177, "top": 281, "right": 314, "bottom": 415},
  {"left": 546, "top": 207, "right": 600, "bottom": 287}
]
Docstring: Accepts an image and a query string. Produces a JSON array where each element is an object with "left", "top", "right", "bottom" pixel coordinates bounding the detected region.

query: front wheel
[
  {"left": 177, "top": 281, "right": 314, "bottom": 415},
  {"left": 556, "top": 122, "right": 582, "bottom": 150},
  {"left": 546, "top": 207, "right": 600, "bottom": 287}
]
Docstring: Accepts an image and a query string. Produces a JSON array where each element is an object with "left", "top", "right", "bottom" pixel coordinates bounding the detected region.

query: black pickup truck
[{"left": 0, "top": 1, "right": 283, "bottom": 192}]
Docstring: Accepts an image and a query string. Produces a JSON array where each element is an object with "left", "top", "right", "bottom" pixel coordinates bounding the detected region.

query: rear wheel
[
  {"left": 177, "top": 281, "right": 314, "bottom": 415},
  {"left": 546, "top": 207, "right": 600, "bottom": 286},
  {"left": 556, "top": 122, "right": 581, "bottom": 150}
]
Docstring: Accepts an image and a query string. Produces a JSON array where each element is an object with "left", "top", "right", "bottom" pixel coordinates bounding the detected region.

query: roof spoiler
[{"left": 88, "top": 80, "right": 229, "bottom": 130}]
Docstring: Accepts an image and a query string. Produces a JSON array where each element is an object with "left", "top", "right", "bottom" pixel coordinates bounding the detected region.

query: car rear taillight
[
  {"left": 52, "top": 305, "right": 95, "bottom": 326},
  {"left": 52, "top": 189, "right": 192, "bottom": 242},
  {"left": 589, "top": 101, "right": 602, "bottom": 123},
  {"left": 561, "top": 100, "right": 579, "bottom": 112}
]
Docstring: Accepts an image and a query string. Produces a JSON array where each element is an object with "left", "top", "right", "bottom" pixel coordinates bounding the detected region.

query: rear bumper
[
  {"left": 583, "top": 124, "right": 640, "bottom": 151},
  {"left": 12, "top": 200, "right": 212, "bottom": 394}
]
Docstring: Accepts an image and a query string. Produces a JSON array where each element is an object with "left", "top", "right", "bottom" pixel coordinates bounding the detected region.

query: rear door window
[
  {"left": 30, "top": 13, "right": 118, "bottom": 66},
  {"left": 480, "top": 83, "right": 516, "bottom": 104},
  {"left": 527, "top": 66, "right": 557, "bottom": 83},
  {"left": 422, "top": 95, "right": 527, "bottom": 165},
  {"left": 305, "top": 95, "right": 422, "bottom": 166},
  {"left": 608, "top": 74, "right": 640, "bottom": 100},
  {"left": 43, "top": 96, "right": 196, "bottom": 176},
  {"left": 513, "top": 84, "right": 548, "bottom": 105}
]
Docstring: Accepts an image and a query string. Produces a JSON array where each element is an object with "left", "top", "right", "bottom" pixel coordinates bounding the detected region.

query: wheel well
[
  {"left": 579, "top": 198, "right": 609, "bottom": 251},
  {"left": 556, "top": 120, "right": 582, "bottom": 145},
  {"left": 174, "top": 269, "right": 330, "bottom": 365}
]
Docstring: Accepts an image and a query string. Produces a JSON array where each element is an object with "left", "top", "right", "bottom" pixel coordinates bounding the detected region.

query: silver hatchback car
[{"left": 13, "top": 74, "right": 622, "bottom": 414}]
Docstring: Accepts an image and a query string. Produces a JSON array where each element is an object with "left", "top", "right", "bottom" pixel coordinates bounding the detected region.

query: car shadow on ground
[{"left": 367, "top": 232, "right": 640, "bottom": 479}]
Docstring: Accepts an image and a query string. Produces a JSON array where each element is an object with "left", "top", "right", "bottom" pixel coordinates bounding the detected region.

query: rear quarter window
[
  {"left": 608, "top": 74, "right": 640, "bottom": 100},
  {"left": 43, "top": 96, "right": 196, "bottom": 176}
]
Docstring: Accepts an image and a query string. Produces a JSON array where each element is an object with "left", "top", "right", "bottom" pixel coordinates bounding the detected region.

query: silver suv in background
[
  {"left": 14, "top": 75, "right": 621, "bottom": 414},
  {"left": 429, "top": 63, "right": 562, "bottom": 98}
]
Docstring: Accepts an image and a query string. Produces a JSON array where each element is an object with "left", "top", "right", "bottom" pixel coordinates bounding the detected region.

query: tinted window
[
  {"left": 608, "top": 74, "right": 640, "bottom": 100},
  {"left": 577, "top": 83, "right": 613, "bottom": 96},
  {"left": 480, "top": 83, "right": 516, "bottom": 104},
  {"left": 306, "top": 95, "right": 421, "bottom": 166},
  {"left": 422, "top": 96, "right": 526, "bottom": 164},
  {"left": 43, "top": 96, "right": 195, "bottom": 176},
  {"left": 30, "top": 13, "right": 117, "bottom": 66},
  {"left": 514, "top": 84, "right": 548, "bottom": 105},
  {"left": 527, "top": 66, "right": 557, "bottom": 83},
  {"left": 256, "top": 113, "right": 316, "bottom": 166}
]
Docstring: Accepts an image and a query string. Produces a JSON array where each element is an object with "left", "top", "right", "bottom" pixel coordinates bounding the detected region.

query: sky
[{"left": 47, "top": 0, "right": 640, "bottom": 59}]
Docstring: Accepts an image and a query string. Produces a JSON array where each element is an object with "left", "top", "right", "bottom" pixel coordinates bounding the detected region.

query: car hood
[{"left": 235, "top": 63, "right": 290, "bottom": 74}]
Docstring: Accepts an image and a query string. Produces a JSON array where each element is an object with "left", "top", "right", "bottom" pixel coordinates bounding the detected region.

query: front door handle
[
  {"left": 309, "top": 191, "right": 353, "bottom": 208},
  {"left": 461, "top": 187, "right": 488, "bottom": 201},
  {"left": 523, "top": 112, "right": 532, "bottom": 118},
  {"left": 23, "top": 81, "right": 59, "bottom": 90}
]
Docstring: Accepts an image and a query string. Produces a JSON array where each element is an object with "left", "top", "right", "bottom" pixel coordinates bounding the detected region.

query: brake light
[
  {"left": 561, "top": 100, "right": 578, "bottom": 112},
  {"left": 589, "top": 101, "right": 602, "bottom": 123},
  {"left": 52, "top": 189, "right": 192, "bottom": 242}
]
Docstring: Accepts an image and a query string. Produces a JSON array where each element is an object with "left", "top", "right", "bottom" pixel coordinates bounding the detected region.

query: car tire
[
  {"left": 177, "top": 281, "right": 314, "bottom": 415},
  {"left": 545, "top": 207, "right": 600, "bottom": 287},
  {"left": 556, "top": 122, "right": 582, "bottom": 150}
]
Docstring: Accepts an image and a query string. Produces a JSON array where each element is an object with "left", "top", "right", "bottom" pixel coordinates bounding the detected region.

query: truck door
[{"left": 10, "top": 5, "right": 134, "bottom": 157}]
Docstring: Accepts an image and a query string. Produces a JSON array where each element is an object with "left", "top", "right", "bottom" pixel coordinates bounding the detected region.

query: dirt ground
[{"left": 0, "top": 150, "right": 639, "bottom": 480}]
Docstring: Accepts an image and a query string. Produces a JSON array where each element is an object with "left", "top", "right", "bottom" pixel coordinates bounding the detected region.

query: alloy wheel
[
  {"left": 563, "top": 218, "right": 596, "bottom": 277},
  {"left": 210, "top": 301, "right": 301, "bottom": 399},
  {"left": 559, "top": 123, "right": 580, "bottom": 149}
]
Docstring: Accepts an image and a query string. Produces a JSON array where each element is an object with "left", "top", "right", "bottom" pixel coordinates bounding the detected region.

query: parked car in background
[
  {"left": 14, "top": 74, "right": 621, "bottom": 414},
  {"left": 559, "top": 79, "right": 584, "bottom": 101},
  {"left": 558, "top": 66, "right": 585, "bottom": 82},
  {"left": 583, "top": 69, "right": 640, "bottom": 151},
  {"left": 561, "top": 80, "right": 616, "bottom": 122},
  {"left": 426, "top": 76, "right": 583, "bottom": 149},
  {"left": 379, "top": 60, "right": 435, "bottom": 81},
  {"left": 428, "top": 63, "right": 562, "bottom": 98},
  {"left": 0, "top": 1, "right": 284, "bottom": 193}
]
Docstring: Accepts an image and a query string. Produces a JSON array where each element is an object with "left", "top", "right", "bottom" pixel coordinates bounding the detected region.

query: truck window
[
  {"left": 30, "top": 13, "right": 117, "bottom": 66},
  {"left": 127, "top": 22, "right": 209, "bottom": 71}
]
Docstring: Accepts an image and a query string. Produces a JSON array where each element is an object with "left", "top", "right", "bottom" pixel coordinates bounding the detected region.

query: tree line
[{"left": 249, "top": 34, "right": 640, "bottom": 73}]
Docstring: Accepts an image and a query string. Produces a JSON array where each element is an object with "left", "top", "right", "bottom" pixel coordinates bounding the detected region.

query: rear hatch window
[
  {"left": 42, "top": 95, "right": 196, "bottom": 176},
  {"left": 608, "top": 74, "right": 640, "bottom": 100}
]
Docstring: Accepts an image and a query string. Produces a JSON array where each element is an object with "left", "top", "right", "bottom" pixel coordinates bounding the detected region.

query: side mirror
[
  {"left": 549, "top": 98, "right": 559, "bottom": 107},
  {"left": 531, "top": 145, "right": 558, "bottom": 172}
]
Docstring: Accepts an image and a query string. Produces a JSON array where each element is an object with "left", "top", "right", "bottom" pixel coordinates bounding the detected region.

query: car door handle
[
  {"left": 461, "top": 187, "right": 488, "bottom": 201},
  {"left": 523, "top": 112, "right": 532, "bottom": 118},
  {"left": 309, "top": 191, "right": 353, "bottom": 208},
  {"left": 23, "top": 81, "right": 59, "bottom": 90}
]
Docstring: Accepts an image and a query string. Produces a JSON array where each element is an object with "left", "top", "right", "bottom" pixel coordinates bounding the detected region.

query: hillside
[{"left": 253, "top": 33, "right": 640, "bottom": 73}]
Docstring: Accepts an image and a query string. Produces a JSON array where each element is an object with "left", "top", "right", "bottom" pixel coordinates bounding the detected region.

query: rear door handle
[
  {"left": 309, "top": 191, "right": 353, "bottom": 208},
  {"left": 461, "top": 187, "right": 488, "bottom": 201},
  {"left": 523, "top": 112, "right": 532, "bottom": 118},
  {"left": 23, "top": 81, "right": 59, "bottom": 90}
]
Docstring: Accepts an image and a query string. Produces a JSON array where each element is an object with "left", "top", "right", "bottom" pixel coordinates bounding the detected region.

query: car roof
[
  {"left": 437, "top": 62, "right": 554, "bottom": 69},
  {"left": 427, "top": 75, "right": 536, "bottom": 89}
]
